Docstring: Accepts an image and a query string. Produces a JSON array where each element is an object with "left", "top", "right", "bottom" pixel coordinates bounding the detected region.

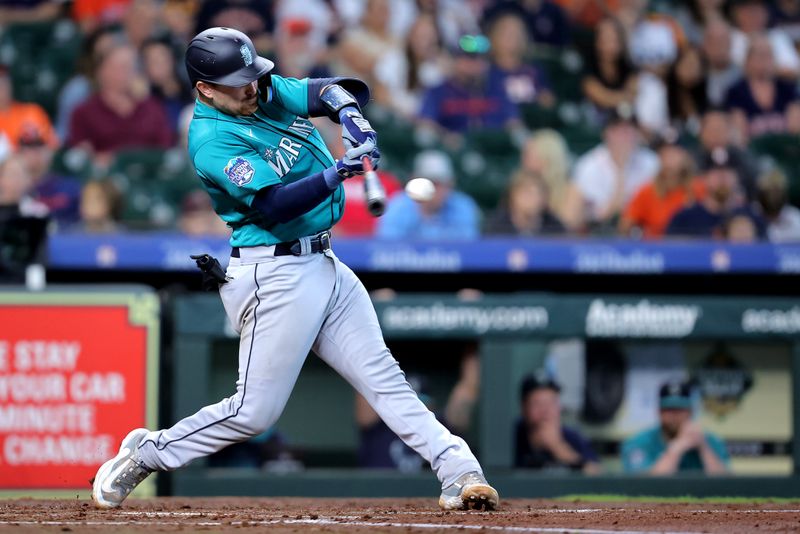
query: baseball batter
[{"left": 91, "top": 27, "right": 498, "bottom": 511}]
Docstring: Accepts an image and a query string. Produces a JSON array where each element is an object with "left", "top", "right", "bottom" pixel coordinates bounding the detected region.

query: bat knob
[{"left": 367, "top": 196, "right": 386, "bottom": 217}]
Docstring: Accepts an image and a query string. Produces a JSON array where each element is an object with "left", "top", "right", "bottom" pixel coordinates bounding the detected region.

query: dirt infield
[{"left": 1, "top": 497, "right": 799, "bottom": 533}]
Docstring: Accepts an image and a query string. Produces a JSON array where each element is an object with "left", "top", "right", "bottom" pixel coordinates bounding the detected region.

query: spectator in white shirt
[
  {"left": 728, "top": 0, "right": 800, "bottom": 79},
  {"left": 563, "top": 104, "right": 660, "bottom": 233}
]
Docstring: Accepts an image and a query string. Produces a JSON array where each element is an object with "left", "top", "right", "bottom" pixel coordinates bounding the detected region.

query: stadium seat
[
  {"left": 364, "top": 111, "right": 420, "bottom": 178},
  {"left": 520, "top": 104, "right": 562, "bottom": 131},
  {"left": 0, "top": 21, "right": 82, "bottom": 117},
  {"left": 464, "top": 129, "right": 518, "bottom": 156},
  {"left": 530, "top": 47, "right": 585, "bottom": 104},
  {"left": 452, "top": 130, "right": 520, "bottom": 210},
  {"left": 108, "top": 149, "right": 198, "bottom": 228},
  {"left": 50, "top": 147, "right": 94, "bottom": 181},
  {"left": 560, "top": 122, "right": 602, "bottom": 157},
  {"left": 159, "top": 147, "right": 203, "bottom": 202},
  {"left": 452, "top": 150, "right": 517, "bottom": 211},
  {"left": 118, "top": 179, "right": 178, "bottom": 230},
  {"left": 749, "top": 133, "right": 800, "bottom": 204}
]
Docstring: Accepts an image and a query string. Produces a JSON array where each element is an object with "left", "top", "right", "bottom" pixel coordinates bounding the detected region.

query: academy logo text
[
  {"left": 742, "top": 307, "right": 800, "bottom": 333},
  {"left": 382, "top": 303, "right": 548, "bottom": 334},
  {"left": 586, "top": 299, "right": 701, "bottom": 338}
]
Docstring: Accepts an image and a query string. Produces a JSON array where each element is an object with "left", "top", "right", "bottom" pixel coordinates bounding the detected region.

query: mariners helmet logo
[
  {"left": 240, "top": 44, "right": 253, "bottom": 67},
  {"left": 224, "top": 157, "right": 255, "bottom": 187}
]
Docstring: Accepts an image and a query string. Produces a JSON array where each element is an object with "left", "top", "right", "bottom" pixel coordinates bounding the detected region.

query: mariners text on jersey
[{"left": 188, "top": 76, "right": 343, "bottom": 247}]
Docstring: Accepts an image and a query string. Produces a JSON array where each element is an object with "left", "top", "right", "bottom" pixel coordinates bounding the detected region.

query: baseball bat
[{"left": 362, "top": 156, "right": 386, "bottom": 217}]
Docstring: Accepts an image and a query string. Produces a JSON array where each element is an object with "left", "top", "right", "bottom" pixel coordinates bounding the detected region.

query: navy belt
[{"left": 231, "top": 232, "right": 331, "bottom": 258}]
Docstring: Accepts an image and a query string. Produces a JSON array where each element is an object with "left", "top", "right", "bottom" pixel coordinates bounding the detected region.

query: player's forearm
[
  {"left": 649, "top": 443, "right": 686, "bottom": 475},
  {"left": 549, "top": 441, "right": 582, "bottom": 465},
  {"left": 252, "top": 168, "right": 340, "bottom": 224},
  {"left": 699, "top": 441, "right": 729, "bottom": 475}
]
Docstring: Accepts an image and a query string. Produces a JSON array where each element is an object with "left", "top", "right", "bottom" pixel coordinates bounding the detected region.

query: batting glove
[
  {"left": 340, "top": 107, "right": 377, "bottom": 151},
  {"left": 335, "top": 139, "right": 381, "bottom": 179}
]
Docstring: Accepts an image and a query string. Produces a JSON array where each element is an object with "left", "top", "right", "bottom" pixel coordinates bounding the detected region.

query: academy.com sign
[
  {"left": 586, "top": 299, "right": 701, "bottom": 338},
  {"left": 741, "top": 307, "right": 800, "bottom": 333},
  {"left": 382, "top": 303, "right": 549, "bottom": 334}
]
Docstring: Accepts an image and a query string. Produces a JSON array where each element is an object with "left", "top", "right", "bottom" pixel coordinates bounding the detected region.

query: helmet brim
[{"left": 211, "top": 56, "right": 274, "bottom": 87}]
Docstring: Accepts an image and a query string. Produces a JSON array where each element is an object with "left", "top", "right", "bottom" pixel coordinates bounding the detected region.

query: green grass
[{"left": 558, "top": 494, "right": 800, "bottom": 504}]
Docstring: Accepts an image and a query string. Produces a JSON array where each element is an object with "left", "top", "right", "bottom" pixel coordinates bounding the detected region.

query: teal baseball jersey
[
  {"left": 188, "top": 75, "right": 343, "bottom": 246},
  {"left": 621, "top": 426, "right": 730, "bottom": 473}
]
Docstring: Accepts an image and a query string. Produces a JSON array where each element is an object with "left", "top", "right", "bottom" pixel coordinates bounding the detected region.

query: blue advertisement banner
[{"left": 48, "top": 233, "right": 800, "bottom": 274}]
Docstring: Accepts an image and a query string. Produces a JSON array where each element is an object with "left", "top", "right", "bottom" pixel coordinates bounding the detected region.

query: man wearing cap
[
  {"left": 418, "top": 34, "right": 521, "bottom": 135},
  {"left": 514, "top": 374, "right": 600, "bottom": 473},
  {"left": 622, "top": 381, "right": 729, "bottom": 474},
  {"left": 666, "top": 147, "right": 765, "bottom": 238},
  {"left": 694, "top": 108, "right": 757, "bottom": 199},
  {"left": 376, "top": 149, "right": 480, "bottom": 240},
  {"left": 90, "top": 27, "right": 498, "bottom": 512},
  {"left": 17, "top": 126, "right": 82, "bottom": 228}
]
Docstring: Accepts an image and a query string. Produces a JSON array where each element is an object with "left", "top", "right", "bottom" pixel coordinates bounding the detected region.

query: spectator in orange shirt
[
  {"left": 551, "top": 0, "right": 621, "bottom": 28},
  {"left": 619, "top": 133, "right": 702, "bottom": 239},
  {"left": 0, "top": 66, "right": 57, "bottom": 149},
  {"left": 72, "top": 0, "right": 131, "bottom": 33}
]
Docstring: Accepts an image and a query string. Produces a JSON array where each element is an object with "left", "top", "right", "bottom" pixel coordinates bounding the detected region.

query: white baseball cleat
[
  {"left": 438, "top": 471, "right": 499, "bottom": 511},
  {"left": 91, "top": 428, "right": 153, "bottom": 509}
]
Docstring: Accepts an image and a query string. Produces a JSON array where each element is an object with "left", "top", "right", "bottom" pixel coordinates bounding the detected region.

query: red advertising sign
[{"left": 0, "top": 300, "right": 157, "bottom": 489}]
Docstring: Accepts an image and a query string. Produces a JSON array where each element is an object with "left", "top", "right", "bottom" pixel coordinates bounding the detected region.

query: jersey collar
[{"left": 193, "top": 98, "right": 256, "bottom": 123}]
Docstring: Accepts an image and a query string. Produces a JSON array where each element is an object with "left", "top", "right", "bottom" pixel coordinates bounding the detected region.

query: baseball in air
[{"left": 405, "top": 177, "right": 436, "bottom": 202}]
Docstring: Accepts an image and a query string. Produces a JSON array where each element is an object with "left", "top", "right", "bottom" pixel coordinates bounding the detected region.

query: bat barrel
[{"left": 362, "top": 156, "right": 386, "bottom": 217}]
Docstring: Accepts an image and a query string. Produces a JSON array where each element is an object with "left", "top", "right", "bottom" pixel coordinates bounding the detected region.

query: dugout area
[
  {"left": 163, "top": 292, "right": 800, "bottom": 499},
  {"left": 2, "top": 287, "right": 800, "bottom": 502}
]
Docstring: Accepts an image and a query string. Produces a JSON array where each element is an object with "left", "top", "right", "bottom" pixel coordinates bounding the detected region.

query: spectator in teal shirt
[{"left": 622, "top": 381, "right": 730, "bottom": 475}]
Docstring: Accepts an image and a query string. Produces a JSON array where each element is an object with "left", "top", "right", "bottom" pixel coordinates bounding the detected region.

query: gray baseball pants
[{"left": 136, "top": 245, "right": 482, "bottom": 488}]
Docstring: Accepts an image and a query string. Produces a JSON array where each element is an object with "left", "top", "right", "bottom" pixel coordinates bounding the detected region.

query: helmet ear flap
[{"left": 258, "top": 72, "right": 272, "bottom": 102}]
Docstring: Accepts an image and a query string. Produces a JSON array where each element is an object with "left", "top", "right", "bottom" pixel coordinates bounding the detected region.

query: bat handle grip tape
[{"left": 362, "top": 156, "right": 373, "bottom": 171}]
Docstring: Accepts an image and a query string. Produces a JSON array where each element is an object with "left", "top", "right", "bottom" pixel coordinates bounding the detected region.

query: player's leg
[
  {"left": 312, "top": 253, "right": 498, "bottom": 510},
  {"left": 93, "top": 254, "right": 335, "bottom": 508}
]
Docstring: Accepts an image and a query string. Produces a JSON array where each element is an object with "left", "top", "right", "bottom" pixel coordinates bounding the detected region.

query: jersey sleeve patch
[{"left": 224, "top": 157, "right": 255, "bottom": 187}]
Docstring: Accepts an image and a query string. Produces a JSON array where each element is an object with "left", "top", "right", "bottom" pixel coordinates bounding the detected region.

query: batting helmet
[{"left": 185, "top": 27, "right": 274, "bottom": 87}]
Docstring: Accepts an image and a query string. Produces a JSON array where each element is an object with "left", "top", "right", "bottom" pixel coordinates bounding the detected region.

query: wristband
[{"left": 320, "top": 84, "right": 360, "bottom": 118}]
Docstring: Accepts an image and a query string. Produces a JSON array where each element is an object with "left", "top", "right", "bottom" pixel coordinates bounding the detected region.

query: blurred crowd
[{"left": 0, "top": 0, "right": 800, "bottom": 242}]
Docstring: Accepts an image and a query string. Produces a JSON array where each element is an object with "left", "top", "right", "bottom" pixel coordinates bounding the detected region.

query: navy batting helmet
[{"left": 185, "top": 27, "right": 274, "bottom": 87}]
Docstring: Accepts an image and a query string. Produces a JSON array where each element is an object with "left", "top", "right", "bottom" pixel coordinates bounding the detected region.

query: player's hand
[
  {"left": 340, "top": 107, "right": 377, "bottom": 151},
  {"left": 675, "top": 421, "right": 704, "bottom": 449},
  {"left": 533, "top": 421, "right": 563, "bottom": 450},
  {"left": 334, "top": 139, "right": 380, "bottom": 178}
]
